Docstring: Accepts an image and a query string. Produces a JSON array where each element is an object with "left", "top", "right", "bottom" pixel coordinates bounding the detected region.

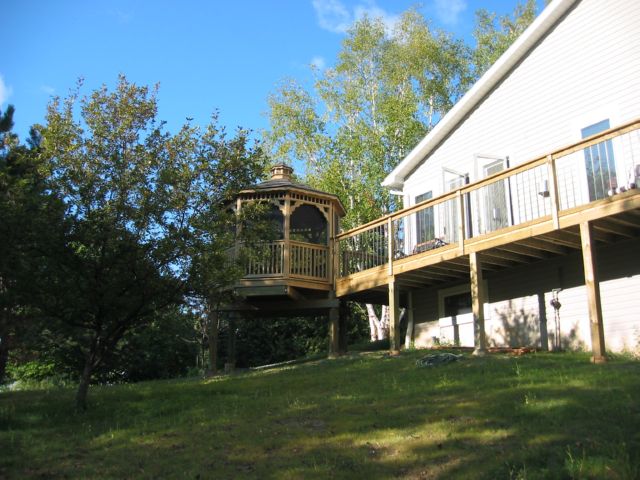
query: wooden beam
[
  {"left": 484, "top": 248, "right": 531, "bottom": 263},
  {"left": 476, "top": 253, "right": 516, "bottom": 268},
  {"left": 579, "top": 222, "right": 606, "bottom": 363},
  {"left": 496, "top": 243, "right": 550, "bottom": 260},
  {"left": 605, "top": 212, "right": 640, "bottom": 228},
  {"left": 538, "top": 231, "right": 582, "bottom": 249},
  {"left": 518, "top": 237, "right": 568, "bottom": 255},
  {"left": 469, "top": 252, "right": 487, "bottom": 355},
  {"left": 593, "top": 219, "right": 637, "bottom": 238},
  {"left": 328, "top": 300, "right": 340, "bottom": 358},
  {"left": 547, "top": 155, "right": 560, "bottom": 230},
  {"left": 388, "top": 278, "right": 401, "bottom": 355}
]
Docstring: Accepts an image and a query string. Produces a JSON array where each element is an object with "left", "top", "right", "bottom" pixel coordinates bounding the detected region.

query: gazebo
[{"left": 223, "top": 164, "right": 347, "bottom": 356}]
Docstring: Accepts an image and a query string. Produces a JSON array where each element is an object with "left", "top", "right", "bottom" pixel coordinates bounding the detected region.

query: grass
[{"left": 1, "top": 350, "right": 639, "bottom": 479}]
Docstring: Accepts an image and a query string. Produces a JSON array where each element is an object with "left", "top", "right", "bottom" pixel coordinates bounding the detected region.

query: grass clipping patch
[{"left": 415, "top": 352, "right": 464, "bottom": 367}]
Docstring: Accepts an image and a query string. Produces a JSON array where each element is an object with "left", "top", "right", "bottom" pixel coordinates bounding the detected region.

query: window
[
  {"left": 443, "top": 291, "right": 472, "bottom": 317},
  {"left": 415, "top": 191, "right": 434, "bottom": 244},
  {"left": 290, "top": 204, "right": 328, "bottom": 245},
  {"left": 582, "top": 119, "right": 616, "bottom": 201}
]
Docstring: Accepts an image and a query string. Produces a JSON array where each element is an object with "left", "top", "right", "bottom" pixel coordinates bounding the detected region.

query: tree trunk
[
  {"left": 366, "top": 303, "right": 389, "bottom": 341},
  {"left": 366, "top": 303, "right": 379, "bottom": 340},
  {"left": 380, "top": 305, "right": 389, "bottom": 340},
  {"left": 0, "top": 336, "right": 9, "bottom": 384},
  {"left": 76, "top": 354, "right": 95, "bottom": 412},
  {"left": 207, "top": 308, "right": 219, "bottom": 376}
]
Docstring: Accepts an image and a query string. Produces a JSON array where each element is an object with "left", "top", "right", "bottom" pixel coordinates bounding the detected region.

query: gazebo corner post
[{"left": 328, "top": 292, "right": 341, "bottom": 358}]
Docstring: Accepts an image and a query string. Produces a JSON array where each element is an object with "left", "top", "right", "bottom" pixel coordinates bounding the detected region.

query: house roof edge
[{"left": 381, "top": 0, "right": 579, "bottom": 190}]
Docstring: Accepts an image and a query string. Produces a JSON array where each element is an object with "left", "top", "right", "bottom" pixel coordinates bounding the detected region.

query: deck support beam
[
  {"left": 388, "top": 278, "right": 401, "bottom": 355},
  {"left": 579, "top": 221, "right": 607, "bottom": 363},
  {"left": 469, "top": 252, "right": 487, "bottom": 355},
  {"left": 225, "top": 312, "right": 238, "bottom": 373},
  {"left": 328, "top": 292, "right": 341, "bottom": 358}
]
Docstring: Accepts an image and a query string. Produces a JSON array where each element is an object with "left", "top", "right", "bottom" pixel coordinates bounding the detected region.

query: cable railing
[{"left": 337, "top": 118, "right": 640, "bottom": 278}]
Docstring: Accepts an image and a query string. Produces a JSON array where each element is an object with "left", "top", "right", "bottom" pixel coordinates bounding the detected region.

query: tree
[
  {"left": 472, "top": 0, "right": 538, "bottom": 76},
  {"left": 0, "top": 106, "right": 66, "bottom": 383},
  {"left": 265, "top": 12, "right": 471, "bottom": 340},
  {"left": 38, "top": 76, "right": 266, "bottom": 409}
]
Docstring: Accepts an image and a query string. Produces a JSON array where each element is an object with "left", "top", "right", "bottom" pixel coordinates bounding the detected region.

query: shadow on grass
[{"left": 1, "top": 351, "right": 639, "bottom": 479}]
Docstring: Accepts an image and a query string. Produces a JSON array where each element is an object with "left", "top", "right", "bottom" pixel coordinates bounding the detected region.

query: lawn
[{"left": 1, "top": 350, "right": 639, "bottom": 479}]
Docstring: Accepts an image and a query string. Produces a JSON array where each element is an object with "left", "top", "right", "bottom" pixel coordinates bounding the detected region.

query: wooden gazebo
[{"left": 224, "top": 164, "right": 346, "bottom": 355}]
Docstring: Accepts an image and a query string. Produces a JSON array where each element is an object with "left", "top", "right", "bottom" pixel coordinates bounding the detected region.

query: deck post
[
  {"left": 225, "top": 312, "right": 238, "bottom": 373},
  {"left": 469, "top": 252, "right": 487, "bottom": 355},
  {"left": 283, "top": 193, "right": 291, "bottom": 276},
  {"left": 547, "top": 154, "right": 560, "bottom": 229},
  {"left": 328, "top": 292, "right": 340, "bottom": 358},
  {"left": 457, "top": 190, "right": 465, "bottom": 254},
  {"left": 579, "top": 221, "right": 607, "bottom": 363},
  {"left": 389, "top": 277, "right": 401, "bottom": 355}
]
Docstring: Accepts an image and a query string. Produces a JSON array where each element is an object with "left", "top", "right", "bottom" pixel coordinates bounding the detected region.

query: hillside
[{"left": 1, "top": 350, "right": 639, "bottom": 479}]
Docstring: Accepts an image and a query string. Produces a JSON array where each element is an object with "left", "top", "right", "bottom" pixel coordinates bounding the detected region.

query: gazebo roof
[{"left": 239, "top": 164, "right": 346, "bottom": 217}]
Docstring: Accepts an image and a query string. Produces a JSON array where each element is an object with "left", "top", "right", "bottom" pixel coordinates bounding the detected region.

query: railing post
[
  {"left": 547, "top": 154, "right": 560, "bottom": 229},
  {"left": 387, "top": 216, "right": 394, "bottom": 276},
  {"left": 457, "top": 190, "right": 465, "bottom": 255},
  {"left": 283, "top": 195, "right": 291, "bottom": 277}
]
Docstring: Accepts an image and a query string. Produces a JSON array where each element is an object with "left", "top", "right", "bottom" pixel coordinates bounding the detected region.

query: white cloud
[
  {"left": 312, "top": 0, "right": 400, "bottom": 35},
  {"left": 0, "top": 75, "right": 12, "bottom": 106},
  {"left": 312, "top": 0, "right": 351, "bottom": 33},
  {"left": 41, "top": 85, "right": 56, "bottom": 95},
  {"left": 310, "top": 56, "right": 326, "bottom": 70},
  {"left": 434, "top": 0, "right": 467, "bottom": 25}
]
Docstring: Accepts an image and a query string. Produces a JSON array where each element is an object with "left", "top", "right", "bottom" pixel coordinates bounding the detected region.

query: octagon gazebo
[{"left": 224, "top": 164, "right": 346, "bottom": 356}]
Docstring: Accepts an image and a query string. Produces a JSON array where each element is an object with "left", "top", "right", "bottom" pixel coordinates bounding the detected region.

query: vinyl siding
[
  {"left": 403, "top": 0, "right": 640, "bottom": 204},
  {"left": 412, "top": 238, "right": 640, "bottom": 353}
]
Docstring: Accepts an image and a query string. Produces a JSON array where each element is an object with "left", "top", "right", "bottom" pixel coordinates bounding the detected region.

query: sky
[{"left": 4, "top": 0, "right": 545, "bottom": 149}]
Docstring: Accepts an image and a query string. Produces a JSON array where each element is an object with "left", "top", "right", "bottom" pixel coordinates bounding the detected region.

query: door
[
  {"left": 582, "top": 119, "right": 617, "bottom": 201},
  {"left": 443, "top": 171, "right": 466, "bottom": 244},
  {"left": 477, "top": 156, "right": 510, "bottom": 234}
]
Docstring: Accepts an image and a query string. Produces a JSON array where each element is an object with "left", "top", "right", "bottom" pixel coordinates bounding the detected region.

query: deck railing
[
  {"left": 240, "top": 240, "right": 330, "bottom": 281},
  {"left": 337, "top": 118, "right": 640, "bottom": 278}
]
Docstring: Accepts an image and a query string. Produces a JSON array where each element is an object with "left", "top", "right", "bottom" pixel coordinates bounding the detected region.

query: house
[{"left": 335, "top": 0, "right": 640, "bottom": 358}]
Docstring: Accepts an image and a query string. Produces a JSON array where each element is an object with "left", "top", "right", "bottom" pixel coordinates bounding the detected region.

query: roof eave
[{"left": 382, "top": 0, "right": 578, "bottom": 190}]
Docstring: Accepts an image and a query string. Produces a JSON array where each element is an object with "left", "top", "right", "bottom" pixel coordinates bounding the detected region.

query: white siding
[
  {"left": 411, "top": 239, "right": 640, "bottom": 353},
  {"left": 403, "top": 0, "right": 640, "bottom": 202}
]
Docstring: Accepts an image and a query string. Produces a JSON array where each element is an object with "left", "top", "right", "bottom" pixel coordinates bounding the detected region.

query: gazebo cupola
[{"left": 232, "top": 164, "right": 346, "bottom": 308}]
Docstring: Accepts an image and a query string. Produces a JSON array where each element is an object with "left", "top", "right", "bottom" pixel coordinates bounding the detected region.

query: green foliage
[
  {"left": 266, "top": 12, "right": 471, "bottom": 229},
  {"left": 0, "top": 75, "right": 267, "bottom": 409},
  {"left": 473, "top": 0, "right": 538, "bottom": 76},
  {"left": 1, "top": 352, "right": 639, "bottom": 479}
]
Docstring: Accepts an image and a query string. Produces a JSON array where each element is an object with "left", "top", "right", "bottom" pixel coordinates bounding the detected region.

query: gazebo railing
[{"left": 239, "top": 240, "right": 330, "bottom": 281}]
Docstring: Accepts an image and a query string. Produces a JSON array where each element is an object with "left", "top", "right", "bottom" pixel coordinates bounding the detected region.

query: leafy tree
[
  {"left": 265, "top": 12, "right": 471, "bottom": 339},
  {"left": 265, "top": 4, "right": 540, "bottom": 341},
  {"left": 0, "top": 107, "right": 66, "bottom": 383},
  {"left": 472, "top": 0, "right": 538, "bottom": 76},
  {"left": 38, "top": 76, "right": 266, "bottom": 409}
]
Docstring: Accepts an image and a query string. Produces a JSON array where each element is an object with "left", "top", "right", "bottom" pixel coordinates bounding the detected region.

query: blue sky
[{"left": 4, "top": 0, "right": 544, "bottom": 143}]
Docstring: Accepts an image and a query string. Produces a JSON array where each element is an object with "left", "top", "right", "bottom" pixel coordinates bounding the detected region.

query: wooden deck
[
  {"left": 336, "top": 190, "right": 640, "bottom": 301},
  {"left": 333, "top": 119, "right": 640, "bottom": 358}
]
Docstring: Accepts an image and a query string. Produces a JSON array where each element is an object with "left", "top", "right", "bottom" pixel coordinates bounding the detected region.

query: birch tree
[{"left": 265, "top": 11, "right": 470, "bottom": 340}]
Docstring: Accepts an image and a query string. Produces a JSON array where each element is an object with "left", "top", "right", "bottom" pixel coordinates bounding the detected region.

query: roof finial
[{"left": 270, "top": 163, "right": 293, "bottom": 181}]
